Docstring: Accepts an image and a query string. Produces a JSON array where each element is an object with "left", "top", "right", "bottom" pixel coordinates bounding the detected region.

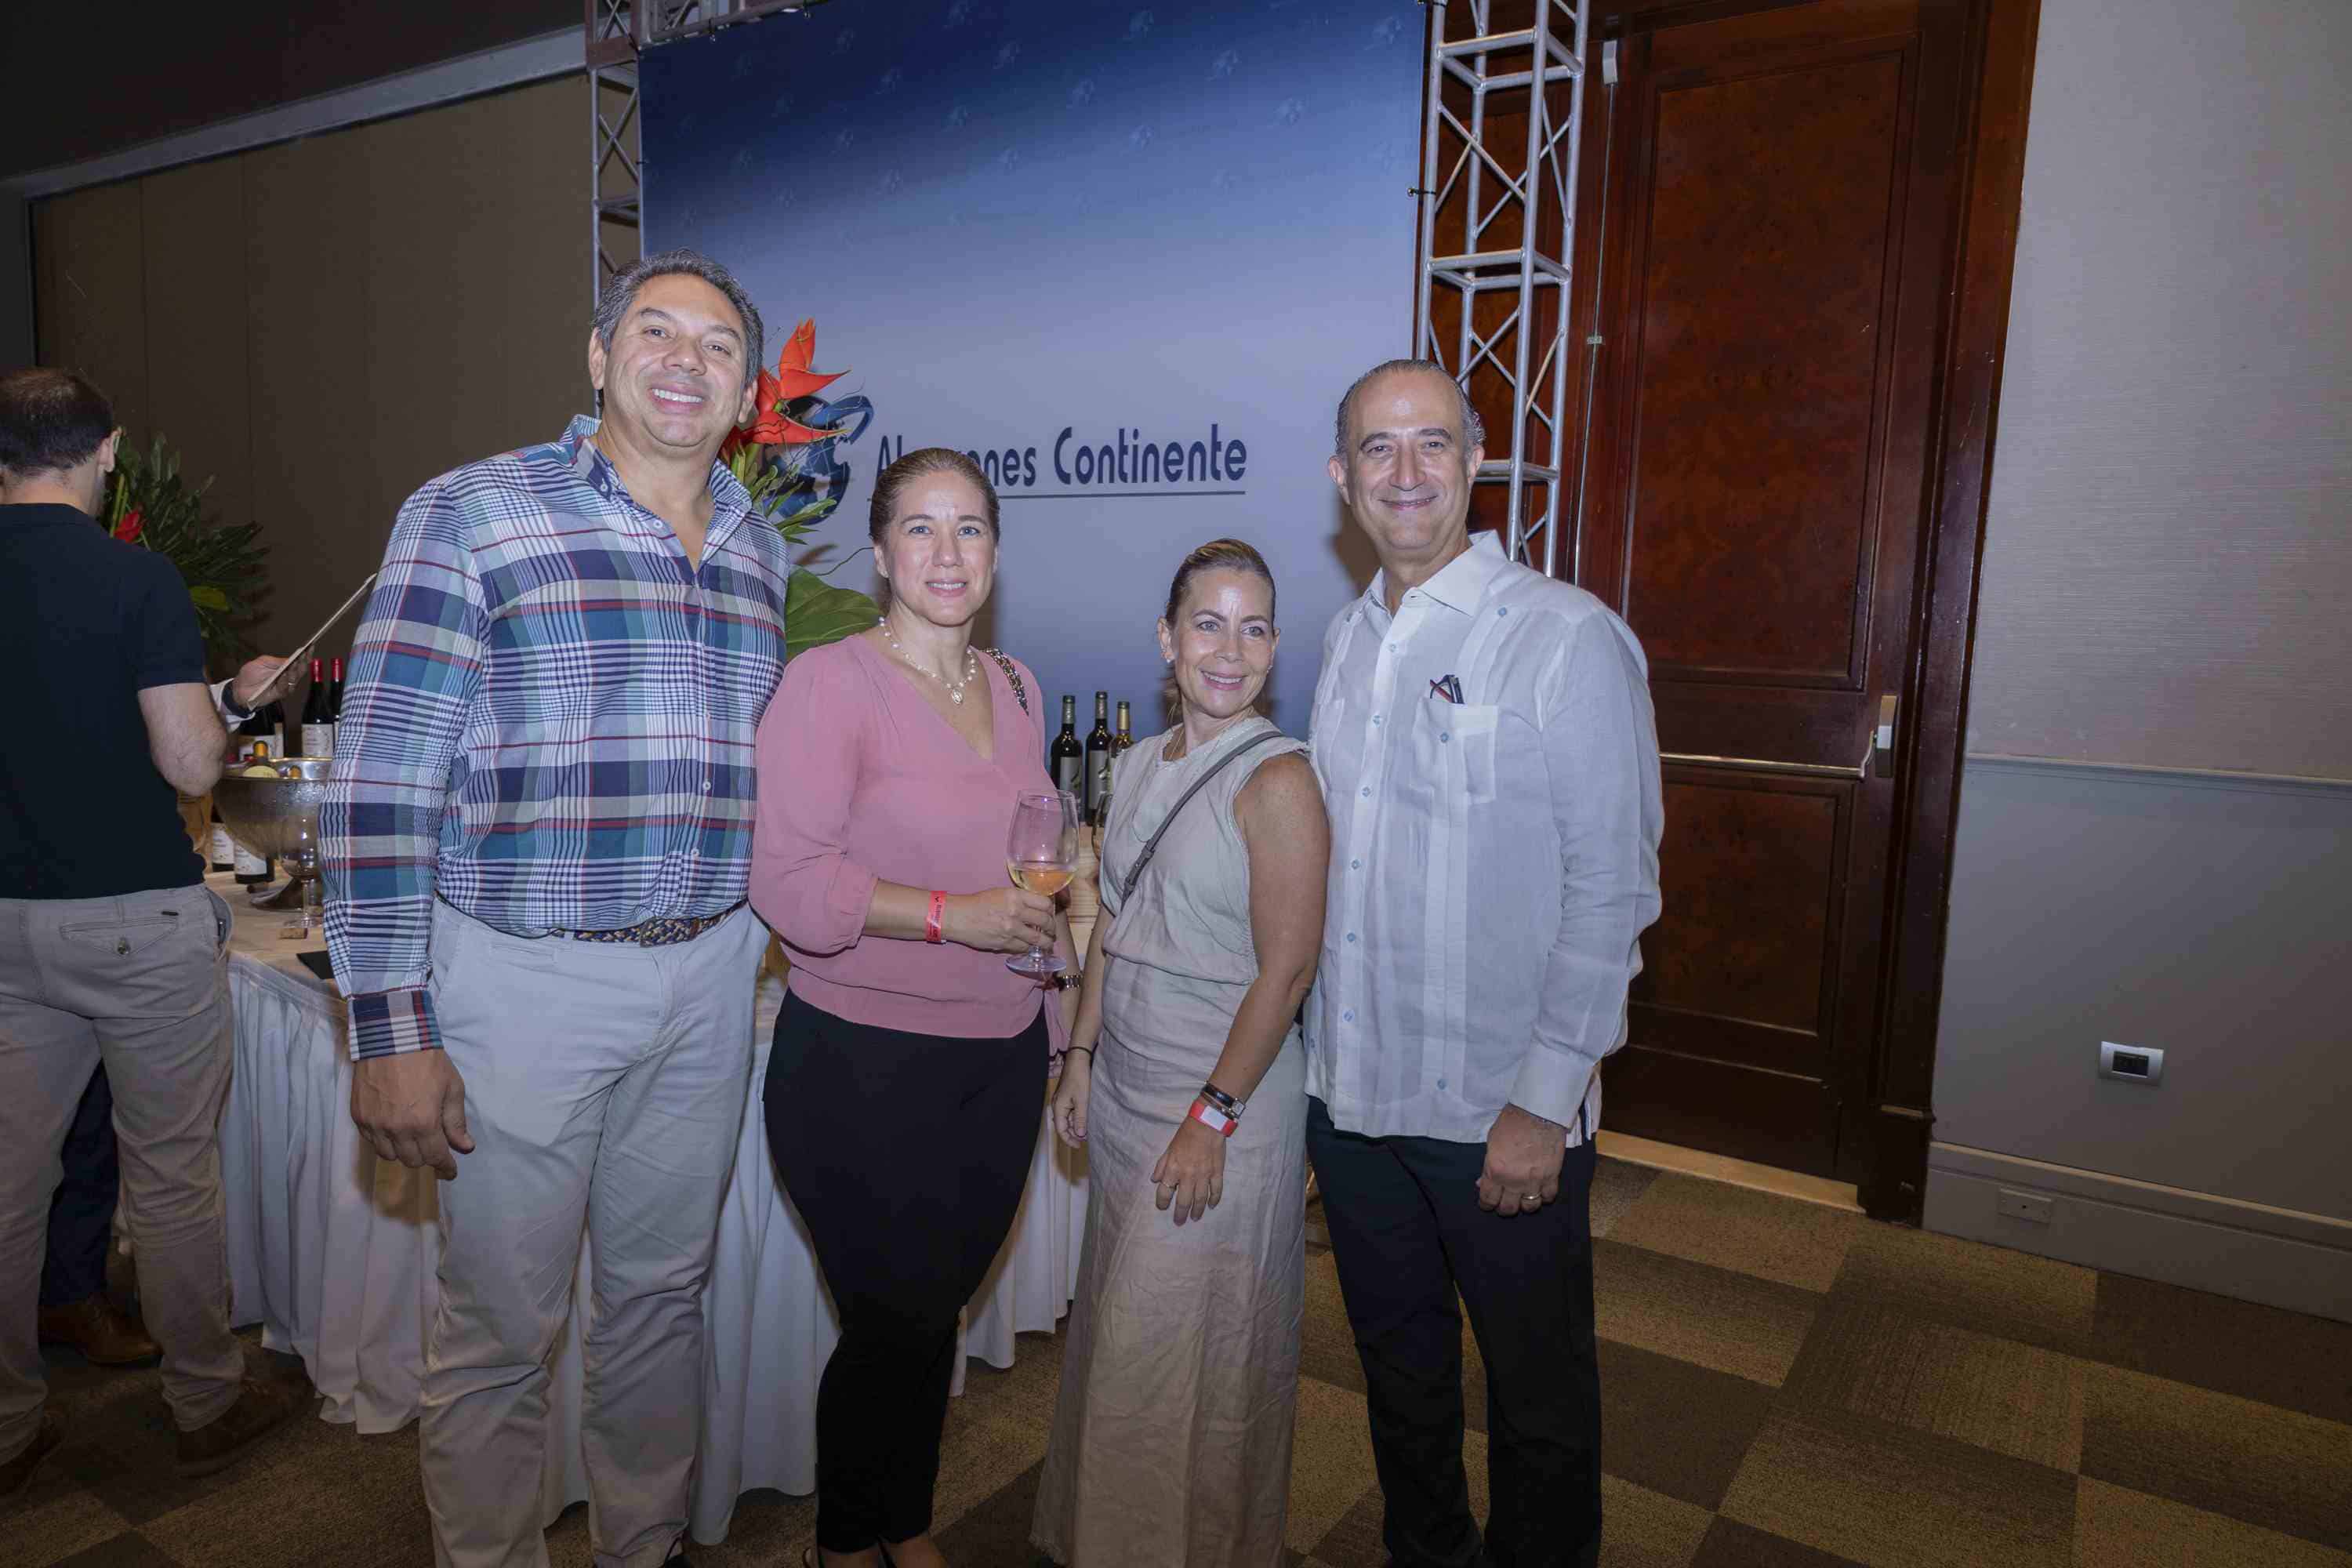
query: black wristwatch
[{"left": 216, "top": 679, "right": 257, "bottom": 724}]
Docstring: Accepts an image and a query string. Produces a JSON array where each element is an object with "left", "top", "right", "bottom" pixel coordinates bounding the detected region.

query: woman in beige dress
[{"left": 1031, "top": 539, "right": 1330, "bottom": 1566}]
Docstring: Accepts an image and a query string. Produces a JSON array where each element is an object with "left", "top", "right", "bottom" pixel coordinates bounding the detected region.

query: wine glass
[
  {"left": 281, "top": 817, "right": 322, "bottom": 940},
  {"left": 1004, "top": 789, "right": 1079, "bottom": 976}
]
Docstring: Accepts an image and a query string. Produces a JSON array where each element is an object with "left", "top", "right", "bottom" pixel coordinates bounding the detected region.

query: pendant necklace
[{"left": 877, "top": 616, "right": 978, "bottom": 705}]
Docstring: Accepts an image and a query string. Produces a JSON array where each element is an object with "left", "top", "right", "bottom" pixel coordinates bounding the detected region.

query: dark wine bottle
[
  {"left": 299, "top": 656, "right": 334, "bottom": 757},
  {"left": 1050, "top": 695, "right": 1083, "bottom": 797},
  {"left": 328, "top": 655, "right": 346, "bottom": 756},
  {"left": 228, "top": 753, "right": 272, "bottom": 886},
  {"left": 1084, "top": 691, "right": 1113, "bottom": 825},
  {"left": 207, "top": 806, "right": 235, "bottom": 873},
  {"left": 234, "top": 701, "right": 275, "bottom": 760}
]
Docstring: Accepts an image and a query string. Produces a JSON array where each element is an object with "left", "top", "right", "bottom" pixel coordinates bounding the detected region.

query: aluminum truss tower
[
  {"left": 586, "top": 1, "right": 818, "bottom": 308},
  {"left": 1414, "top": 0, "right": 1589, "bottom": 578},
  {"left": 587, "top": 0, "right": 644, "bottom": 307}
]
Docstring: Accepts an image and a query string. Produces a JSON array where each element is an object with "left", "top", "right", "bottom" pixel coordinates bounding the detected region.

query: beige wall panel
[
  {"left": 361, "top": 77, "right": 590, "bottom": 514},
  {"left": 1966, "top": 0, "right": 2352, "bottom": 778},
  {"left": 31, "top": 80, "right": 588, "bottom": 671},
  {"left": 245, "top": 131, "right": 381, "bottom": 662},
  {"left": 31, "top": 181, "right": 151, "bottom": 445},
  {"left": 140, "top": 158, "right": 256, "bottom": 541}
]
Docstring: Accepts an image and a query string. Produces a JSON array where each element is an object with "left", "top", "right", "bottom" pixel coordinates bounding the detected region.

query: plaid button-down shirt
[{"left": 322, "top": 416, "right": 789, "bottom": 1058}]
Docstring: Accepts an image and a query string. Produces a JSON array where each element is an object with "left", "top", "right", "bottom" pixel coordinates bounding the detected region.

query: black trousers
[
  {"left": 1307, "top": 1097, "right": 1602, "bottom": 1568},
  {"left": 765, "top": 991, "right": 1046, "bottom": 1552},
  {"left": 42, "top": 1065, "right": 117, "bottom": 1308}
]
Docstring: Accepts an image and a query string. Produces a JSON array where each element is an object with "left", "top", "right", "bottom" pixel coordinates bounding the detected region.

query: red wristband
[
  {"left": 1188, "top": 1097, "right": 1237, "bottom": 1138},
  {"left": 925, "top": 890, "right": 946, "bottom": 944}
]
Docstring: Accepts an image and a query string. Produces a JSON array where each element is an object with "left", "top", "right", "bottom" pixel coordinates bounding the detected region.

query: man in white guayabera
[
  {"left": 1303, "top": 358, "right": 1664, "bottom": 1568},
  {"left": 323, "top": 252, "right": 785, "bottom": 1568}
]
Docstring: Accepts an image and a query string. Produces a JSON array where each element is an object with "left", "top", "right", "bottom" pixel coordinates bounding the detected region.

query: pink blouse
[{"left": 750, "top": 633, "right": 1066, "bottom": 1044}]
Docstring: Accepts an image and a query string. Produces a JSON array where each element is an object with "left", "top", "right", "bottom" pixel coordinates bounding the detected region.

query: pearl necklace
[{"left": 877, "top": 616, "right": 978, "bottom": 705}]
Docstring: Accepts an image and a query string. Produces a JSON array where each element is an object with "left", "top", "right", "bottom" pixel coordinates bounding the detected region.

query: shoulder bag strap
[{"left": 1116, "top": 728, "right": 1290, "bottom": 905}]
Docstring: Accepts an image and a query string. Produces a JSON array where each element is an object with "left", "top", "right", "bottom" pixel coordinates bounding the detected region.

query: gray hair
[
  {"left": 592, "top": 249, "right": 766, "bottom": 392},
  {"left": 1334, "top": 358, "right": 1485, "bottom": 459}
]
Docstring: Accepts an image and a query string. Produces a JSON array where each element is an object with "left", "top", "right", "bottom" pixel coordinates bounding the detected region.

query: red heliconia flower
[
  {"left": 763, "top": 319, "right": 846, "bottom": 405},
  {"left": 113, "top": 508, "right": 144, "bottom": 544},
  {"left": 728, "top": 318, "right": 850, "bottom": 449},
  {"left": 750, "top": 406, "right": 840, "bottom": 446}
]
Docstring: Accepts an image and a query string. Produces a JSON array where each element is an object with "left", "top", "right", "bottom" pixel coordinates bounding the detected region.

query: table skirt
[{"left": 214, "top": 891, "right": 1088, "bottom": 1544}]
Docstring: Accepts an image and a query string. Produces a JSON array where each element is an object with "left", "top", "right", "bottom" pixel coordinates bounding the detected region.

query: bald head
[{"left": 1334, "top": 358, "right": 1483, "bottom": 459}]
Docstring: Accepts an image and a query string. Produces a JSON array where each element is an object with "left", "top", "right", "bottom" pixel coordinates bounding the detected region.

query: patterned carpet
[{"left": 4, "top": 1157, "right": 2347, "bottom": 1566}]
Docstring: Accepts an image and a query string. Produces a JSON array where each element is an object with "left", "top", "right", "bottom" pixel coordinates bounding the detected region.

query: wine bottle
[
  {"left": 235, "top": 702, "right": 274, "bottom": 760},
  {"left": 299, "top": 656, "right": 334, "bottom": 757},
  {"left": 230, "top": 771, "right": 271, "bottom": 885},
  {"left": 1050, "top": 695, "right": 1083, "bottom": 797},
  {"left": 262, "top": 700, "right": 287, "bottom": 761},
  {"left": 1112, "top": 699, "right": 1134, "bottom": 757},
  {"left": 328, "top": 655, "right": 346, "bottom": 738},
  {"left": 207, "top": 806, "right": 235, "bottom": 873},
  {"left": 1084, "top": 691, "right": 1113, "bottom": 826}
]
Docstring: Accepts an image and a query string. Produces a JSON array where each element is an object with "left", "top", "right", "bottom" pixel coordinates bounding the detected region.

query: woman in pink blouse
[{"left": 750, "top": 446, "right": 1070, "bottom": 1568}]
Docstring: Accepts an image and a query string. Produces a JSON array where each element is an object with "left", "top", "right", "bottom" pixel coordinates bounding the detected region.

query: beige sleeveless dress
[{"left": 1031, "top": 715, "right": 1310, "bottom": 1567}]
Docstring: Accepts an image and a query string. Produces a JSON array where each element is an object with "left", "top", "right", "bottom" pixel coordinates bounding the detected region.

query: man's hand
[
  {"left": 352, "top": 1051, "right": 474, "bottom": 1180},
  {"left": 230, "top": 655, "right": 296, "bottom": 710},
  {"left": 1477, "top": 1102, "right": 1566, "bottom": 1216}
]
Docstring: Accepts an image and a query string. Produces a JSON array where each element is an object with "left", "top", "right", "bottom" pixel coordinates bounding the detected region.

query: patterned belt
[{"left": 555, "top": 902, "right": 746, "bottom": 948}]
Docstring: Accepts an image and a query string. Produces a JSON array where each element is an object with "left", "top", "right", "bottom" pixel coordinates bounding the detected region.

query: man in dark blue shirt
[{"left": 0, "top": 368, "right": 301, "bottom": 1494}]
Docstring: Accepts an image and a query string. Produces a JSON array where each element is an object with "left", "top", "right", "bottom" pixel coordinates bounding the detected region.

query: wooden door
[{"left": 1574, "top": 0, "right": 1977, "bottom": 1182}]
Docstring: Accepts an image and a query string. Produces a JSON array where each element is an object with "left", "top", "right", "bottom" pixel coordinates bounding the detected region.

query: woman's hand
[
  {"left": 942, "top": 887, "right": 1056, "bottom": 954},
  {"left": 1152, "top": 1117, "right": 1226, "bottom": 1225},
  {"left": 1051, "top": 1051, "right": 1091, "bottom": 1148}
]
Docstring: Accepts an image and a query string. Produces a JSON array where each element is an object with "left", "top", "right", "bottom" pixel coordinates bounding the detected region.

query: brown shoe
[
  {"left": 0, "top": 1411, "right": 64, "bottom": 1497},
  {"left": 174, "top": 1377, "right": 303, "bottom": 1479},
  {"left": 37, "top": 1294, "right": 162, "bottom": 1367}
]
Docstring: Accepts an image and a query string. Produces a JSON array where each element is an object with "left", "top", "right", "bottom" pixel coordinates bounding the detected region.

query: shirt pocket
[{"left": 1407, "top": 701, "right": 1502, "bottom": 808}]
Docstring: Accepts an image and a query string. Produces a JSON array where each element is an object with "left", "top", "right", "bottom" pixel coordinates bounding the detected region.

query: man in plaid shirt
[{"left": 322, "top": 250, "right": 784, "bottom": 1568}]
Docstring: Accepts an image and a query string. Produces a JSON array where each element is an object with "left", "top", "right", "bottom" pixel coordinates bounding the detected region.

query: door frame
[{"left": 1570, "top": 0, "right": 2044, "bottom": 1220}]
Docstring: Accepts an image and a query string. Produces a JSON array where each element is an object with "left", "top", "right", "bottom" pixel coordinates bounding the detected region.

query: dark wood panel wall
[{"left": 33, "top": 79, "right": 591, "bottom": 672}]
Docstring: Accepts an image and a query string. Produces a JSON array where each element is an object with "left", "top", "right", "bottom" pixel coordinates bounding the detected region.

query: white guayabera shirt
[{"left": 1305, "top": 531, "right": 1664, "bottom": 1147}]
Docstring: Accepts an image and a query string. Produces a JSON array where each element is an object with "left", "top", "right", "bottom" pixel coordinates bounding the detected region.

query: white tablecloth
[{"left": 212, "top": 875, "right": 1090, "bottom": 1542}]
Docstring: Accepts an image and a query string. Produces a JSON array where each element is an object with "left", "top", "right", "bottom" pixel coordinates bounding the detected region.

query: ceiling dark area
[{"left": 1, "top": 0, "right": 579, "bottom": 180}]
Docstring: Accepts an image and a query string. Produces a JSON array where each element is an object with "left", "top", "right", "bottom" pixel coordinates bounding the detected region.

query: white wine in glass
[
  {"left": 1007, "top": 862, "right": 1075, "bottom": 898},
  {"left": 1005, "top": 789, "right": 1079, "bottom": 976}
]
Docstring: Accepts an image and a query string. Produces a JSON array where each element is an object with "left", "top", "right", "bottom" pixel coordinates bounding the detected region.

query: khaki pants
[
  {"left": 419, "top": 898, "right": 764, "bottom": 1568},
  {"left": 0, "top": 883, "right": 247, "bottom": 1461}
]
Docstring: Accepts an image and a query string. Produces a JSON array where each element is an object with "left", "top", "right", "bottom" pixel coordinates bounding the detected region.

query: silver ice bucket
[{"left": 212, "top": 757, "right": 331, "bottom": 907}]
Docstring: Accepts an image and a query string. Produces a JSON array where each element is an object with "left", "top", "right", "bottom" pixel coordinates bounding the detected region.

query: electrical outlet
[
  {"left": 1996, "top": 1189, "right": 2053, "bottom": 1225},
  {"left": 2099, "top": 1040, "right": 2165, "bottom": 1086}
]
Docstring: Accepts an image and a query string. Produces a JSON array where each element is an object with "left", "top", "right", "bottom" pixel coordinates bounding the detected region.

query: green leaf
[
  {"left": 783, "top": 567, "right": 877, "bottom": 662},
  {"left": 189, "top": 585, "right": 231, "bottom": 611}
]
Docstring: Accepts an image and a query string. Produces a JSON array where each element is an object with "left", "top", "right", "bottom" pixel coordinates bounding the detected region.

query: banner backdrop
[{"left": 642, "top": 0, "right": 1421, "bottom": 736}]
